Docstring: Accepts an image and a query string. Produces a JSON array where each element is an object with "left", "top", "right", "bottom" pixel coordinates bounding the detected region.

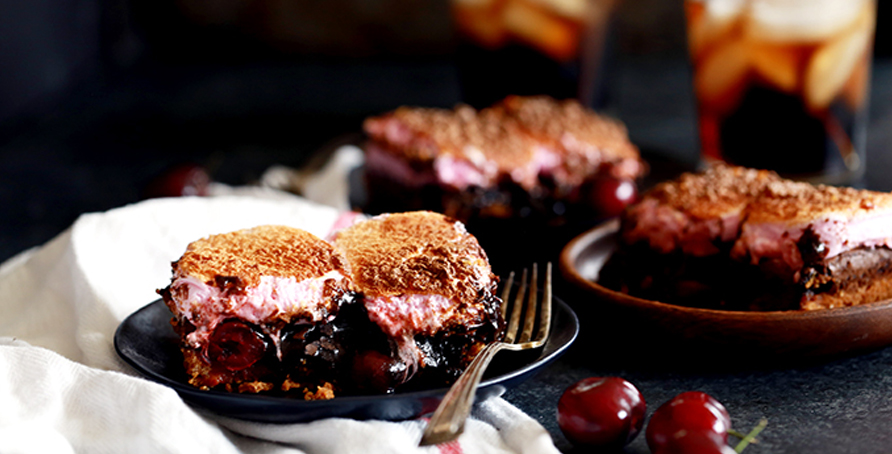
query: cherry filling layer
[{"left": 205, "top": 320, "right": 269, "bottom": 371}]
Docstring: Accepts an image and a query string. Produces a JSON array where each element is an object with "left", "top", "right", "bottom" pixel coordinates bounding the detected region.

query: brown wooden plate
[{"left": 559, "top": 219, "right": 892, "bottom": 360}]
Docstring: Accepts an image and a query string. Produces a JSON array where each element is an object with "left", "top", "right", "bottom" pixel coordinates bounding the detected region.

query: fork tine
[
  {"left": 534, "top": 262, "right": 552, "bottom": 343},
  {"left": 518, "top": 263, "right": 538, "bottom": 343},
  {"left": 499, "top": 271, "right": 515, "bottom": 318},
  {"left": 503, "top": 268, "right": 527, "bottom": 344}
]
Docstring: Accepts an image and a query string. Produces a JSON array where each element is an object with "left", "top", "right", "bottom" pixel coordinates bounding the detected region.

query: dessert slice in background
[
  {"left": 495, "top": 95, "right": 644, "bottom": 188},
  {"left": 732, "top": 180, "right": 892, "bottom": 310},
  {"left": 362, "top": 103, "right": 539, "bottom": 220},
  {"left": 361, "top": 95, "right": 646, "bottom": 224},
  {"left": 602, "top": 164, "right": 892, "bottom": 311},
  {"left": 602, "top": 165, "right": 782, "bottom": 309},
  {"left": 621, "top": 165, "right": 779, "bottom": 257}
]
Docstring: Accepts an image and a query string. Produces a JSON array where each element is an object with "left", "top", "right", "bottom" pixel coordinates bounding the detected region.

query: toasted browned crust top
[
  {"left": 364, "top": 104, "right": 537, "bottom": 171},
  {"left": 173, "top": 225, "right": 344, "bottom": 287},
  {"left": 746, "top": 180, "right": 892, "bottom": 224},
  {"left": 644, "top": 164, "right": 782, "bottom": 219},
  {"left": 332, "top": 211, "right": 495, "bottom": 303},
  {"left": 495, "top": 95, "right": 640, "bottom": 161},
  {"left": 636, "top": 163, "right": 892, "bottom": 223},
  {"left": 362, "top": 96, "right": 641, "bottom": 173}
]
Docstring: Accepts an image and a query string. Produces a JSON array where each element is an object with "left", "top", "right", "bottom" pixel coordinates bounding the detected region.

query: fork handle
[{"left": 420, "top": 342, "right": 517, "bottom": 446}]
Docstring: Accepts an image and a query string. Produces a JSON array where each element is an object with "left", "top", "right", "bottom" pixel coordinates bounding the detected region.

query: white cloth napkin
[{"left": 0, "top": 188, "right": 561, "bottom": 454}]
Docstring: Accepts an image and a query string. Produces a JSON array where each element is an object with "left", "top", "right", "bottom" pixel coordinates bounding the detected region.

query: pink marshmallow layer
[
  {"left": 624, "top": 198, "right": 892, "bottom": 272},
  {"left": 169, "top": 271, "right": 345, "bottom": 347}
]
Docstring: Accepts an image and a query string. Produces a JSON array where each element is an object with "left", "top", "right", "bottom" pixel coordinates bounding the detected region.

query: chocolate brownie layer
[{"left": 801, "top": 246, "right": 892, "bottom": 309}]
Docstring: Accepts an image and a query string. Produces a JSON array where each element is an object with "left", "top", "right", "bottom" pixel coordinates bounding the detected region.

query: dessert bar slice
[
  {"left": 732, "top": 180, "right": 892, "bottom": 309},
  {"left": 362, "top": 96, "right": 646, "bottom": 222},
  {"left": 604, "top": 165, "right": 892, "bottom": 310},
  {"left": 331, "top": 211, "right": 505, "bottom": 390},
  {"left": 159, "top": 225, "right": 354, "bottom": 397},
  {"left": 160, "top": 212, "right": 506, "bottom": 397}
]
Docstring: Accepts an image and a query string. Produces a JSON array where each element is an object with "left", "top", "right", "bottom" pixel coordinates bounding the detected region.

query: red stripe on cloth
[{"left": 438, "top": 440, "right": 464, "bottom": 454}]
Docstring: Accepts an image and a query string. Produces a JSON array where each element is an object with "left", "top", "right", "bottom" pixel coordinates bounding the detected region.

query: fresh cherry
[
  {"left": 206, "top": 321, "right": 268, "bottom": 371},
  {"left": 646, "top": 391, "right": 732, "bottom": 453},
  {"left": 589, "top": 177, "right": 638, "bottom": 218},
  {"left": 653, "top": 429, "right": 737, "bottom": 454},
  {"left": 142, "top": 163, "right": 210, "bottom": 199},
  {"left": 556, "top": 376, "right": 646, "bottom": 448}
]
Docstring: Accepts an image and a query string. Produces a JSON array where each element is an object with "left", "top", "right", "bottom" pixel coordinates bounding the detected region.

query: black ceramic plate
[{"left": 115, "top": 297, "right": 578, "bottom": 423}]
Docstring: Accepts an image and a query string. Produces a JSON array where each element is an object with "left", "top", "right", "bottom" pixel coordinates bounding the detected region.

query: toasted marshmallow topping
[
  {"left": 332, "top": 211, "right": 496, "bottom": 308},
  {"left": 434, "top": 152, "right": 496, "bottom": 189},
  {"left": 364, "top": 293, "right": 470, "bottom": 339},
  {"left": 811, "top": 213, "right": 892, "bottom": 258},
  {"left": 621, "top": 165, "right": 780, "bottom": 256},
  {"left": 732, "top": 212, "right": 892, "bottom": 276},
  {"left": 729, "top": 181, "right": 892, "bottom": 276},
  {"left": 623, "top": 198, "right": 744, "bottom": 256},
  {"left": 363, "top": 97, "right": 644, "bottom": 193}
]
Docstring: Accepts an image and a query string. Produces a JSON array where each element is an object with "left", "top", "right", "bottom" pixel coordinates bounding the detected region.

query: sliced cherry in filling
[
  {"left": 206, "top": 320, "right": 268, "bottom": 371},
  {"left": 351, "top": 350, "right": 409, "bottom": 394}
]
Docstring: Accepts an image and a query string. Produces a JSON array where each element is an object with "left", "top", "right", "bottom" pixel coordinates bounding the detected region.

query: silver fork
[{"left": 419, "top": 262, "right": 553, "bottom": 446}]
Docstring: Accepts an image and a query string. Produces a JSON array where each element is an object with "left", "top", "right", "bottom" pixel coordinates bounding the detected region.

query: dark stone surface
[
  {"left": 508, "top": 279, "right": 892, "bottom": 453},
  {"left": 509, "top": 344, "right": 892, "bottom": 454}
]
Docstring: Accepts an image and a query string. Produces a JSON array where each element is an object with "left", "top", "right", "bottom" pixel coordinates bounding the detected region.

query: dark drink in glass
[
  {"left": 685, "top": 0, "right": 875, "bottom": 185},
  {"left": 451, "top": 0, "right": 616, "bottom": 109}
]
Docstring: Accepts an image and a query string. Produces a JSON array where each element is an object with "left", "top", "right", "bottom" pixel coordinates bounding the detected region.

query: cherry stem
[{"left": 733, "top": 418, "right": 768, "bottom": 453}]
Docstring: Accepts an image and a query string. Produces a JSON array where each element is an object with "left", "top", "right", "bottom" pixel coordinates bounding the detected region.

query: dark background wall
[{"left": 1, "top": 0, "right": 890, "bottom": 262}]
